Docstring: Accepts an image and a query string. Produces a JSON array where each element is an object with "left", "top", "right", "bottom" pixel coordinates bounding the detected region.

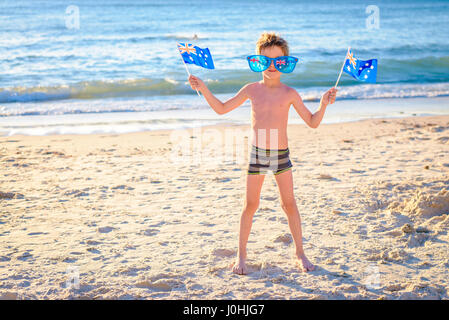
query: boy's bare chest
[{"left": 250, "top": 91, "right": 290, "bottom": 115}]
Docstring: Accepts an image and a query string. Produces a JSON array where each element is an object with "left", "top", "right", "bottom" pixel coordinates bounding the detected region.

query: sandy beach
[{"left": 1, "top": 114, "right": 448, "bottom": 300}]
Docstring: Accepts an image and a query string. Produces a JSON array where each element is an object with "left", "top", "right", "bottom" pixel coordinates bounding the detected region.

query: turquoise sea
[{"left": 1, "top": 0, "right": 449, "bottom": 135}]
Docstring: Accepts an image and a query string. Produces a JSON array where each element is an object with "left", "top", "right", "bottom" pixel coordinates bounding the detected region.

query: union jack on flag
[
  {"left": 276, "top": 59, "right": 286, "bottom": 66},
  {"left": 177, "top": 43, "right": 215, "bottom": 69}
]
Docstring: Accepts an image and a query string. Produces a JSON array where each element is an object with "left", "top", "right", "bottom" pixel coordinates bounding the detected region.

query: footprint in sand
[
  {"left": 62, "top": 256, "right": 77, "bottom": 263},
  {"left": 135, "top": 273, "right": 179, "bottom": 292},
  {"left": 367, "top": 248, "right": 410, "bottom": 263},
  {"left": 349, "top": 168, "right": 365, "bottom": 174},
  {"left": 0, "top": 191, "right": 24, "bottom": 199},
  {"left": 142, "top": 228, "right": 159, "bottom": 236},
  {"left": 27, "top": 232, "right": 48, "bottom": 236},
  {"left": 86, "top": 240, "right": 101, "bottom": 245},
  {"left": 273, "top": 233, "right": 293, "bottom": 244},
  {"left": 406, "top": 232, "right": 431, "bottom": 248},
  {"left": 211, "top": 248, "right": 235, "bottom": 258},
  {"left": 428, "top": 126, "right": 447, "bottom": 133},
  {"left": 199, "top": 221, "right": 215, "bottom": 227},
  {"left": 212, "top": 177, "right": 231, "bottom": 183},
  {"left": 209, "top": 248, "right": 236, "bottom": 264},
  {"left": 86, "top": 248, "right": 101, "bottom": 254},
  {"left": 317, "top": 173, "right": 333, "bottom": 180},
  {"left": 112, "top": 185, "right": 135, "bottom": 191},
  {"left": 135, "top": 279, "right": 172, "bottom": 291},
  {"left": 148, "top": 221, "right": 166, "bottom": 228},
  {"left": 64, "top": 189, "right": 89, "bottom": 197},
  {"left": 187, "top": 283, "right": 204, "bottom": 291},
  {"left": 0, "top": 292, "right": 18, "bottom": 300},
  {"left": 17, "top": 251, "right": 33, "bottom": 261},
  {"left": 436, "top": 136, "right": 449, "bottom": 144},
  {"left": 97, "top": 226, "right": 114, "bottom": 233}
]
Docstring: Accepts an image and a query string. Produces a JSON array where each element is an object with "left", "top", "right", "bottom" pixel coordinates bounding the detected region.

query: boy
[{"left": 188, "top": 32, "right": 337, "bottom": 274}]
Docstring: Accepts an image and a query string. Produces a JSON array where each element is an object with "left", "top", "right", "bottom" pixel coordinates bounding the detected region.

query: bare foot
[
  {"left": 230, "top": 258, "right": 248, "bottom": 275},
  {"left": 296, "top": 253, "right": 315, "bottom": 272}
]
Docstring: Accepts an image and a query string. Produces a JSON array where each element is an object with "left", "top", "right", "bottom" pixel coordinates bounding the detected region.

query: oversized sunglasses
[{"left": 247, "top": 55, "right": 299, "bottom": 73}]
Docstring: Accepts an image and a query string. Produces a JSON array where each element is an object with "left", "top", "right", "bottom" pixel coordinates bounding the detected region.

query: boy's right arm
[{"left": 188, "top": 75, "right": 249, "bottom": 115}]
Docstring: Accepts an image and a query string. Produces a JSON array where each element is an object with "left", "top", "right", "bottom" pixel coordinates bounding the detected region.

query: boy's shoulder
[
  {"left": 240, "top": 82, "right": 259, "bottom": 96},
  {"left": 283, "top": 84, "right": 301, "bottom": 98},
  {"left": 244, "top": 82, "right": 259, "bottom": 90},
  {"left": 276, "top": 83, "right": 300, "bottom": 99},
  {"left": 282, "top": 83, "right": 296, "bottom": 92}
]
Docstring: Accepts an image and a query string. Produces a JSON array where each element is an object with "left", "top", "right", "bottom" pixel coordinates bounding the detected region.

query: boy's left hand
[{"left": 321, "top": 87, "right": 338, "bottom": 107}]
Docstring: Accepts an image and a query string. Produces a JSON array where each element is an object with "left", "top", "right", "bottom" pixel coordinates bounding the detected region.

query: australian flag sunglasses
[{"left": 247, "top": 55, "right": 299, "bottom": 73}]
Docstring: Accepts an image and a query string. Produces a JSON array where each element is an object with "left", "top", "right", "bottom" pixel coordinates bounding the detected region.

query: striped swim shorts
[{"left": 247, "top": 144, "right": 293, "bottom": 175}]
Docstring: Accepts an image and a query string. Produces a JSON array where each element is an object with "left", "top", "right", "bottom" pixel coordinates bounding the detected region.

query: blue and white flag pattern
[
  {"left": 343, "top": 49, "right": 377, "bottom": 83},
  {"left": 177, "top": 43, "right": 215, "bottom": 69}
]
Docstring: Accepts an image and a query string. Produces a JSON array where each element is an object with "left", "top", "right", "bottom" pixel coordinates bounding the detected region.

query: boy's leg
[
  {"left": 274, "top": 169, "right": 315, "bottom": 272},
  {"left": 231, "top": 173, "right": 265, "bottom": 275}
]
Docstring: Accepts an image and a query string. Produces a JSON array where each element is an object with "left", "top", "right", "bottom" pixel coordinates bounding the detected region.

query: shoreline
[
  {"left": 1, "top": 95, "right": 449, "bottom": 137},
  {"left": 1, "top": 114, "right": 448, "bottom": 300},
  {"left": 2, "top": 113, "right": 448, "bottom": 141}
]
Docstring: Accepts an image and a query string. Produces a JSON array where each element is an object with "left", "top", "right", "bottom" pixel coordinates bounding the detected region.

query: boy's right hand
[{"left": 188, "top": 75, "right": 206, "bottom": 92}]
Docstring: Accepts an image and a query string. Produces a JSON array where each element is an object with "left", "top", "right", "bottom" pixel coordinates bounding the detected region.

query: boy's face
[{"left": 260, "top": 45, "right": 285, "bottom": 80}]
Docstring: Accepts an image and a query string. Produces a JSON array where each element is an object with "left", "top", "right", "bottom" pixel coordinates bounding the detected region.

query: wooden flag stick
[
  {"left": 335, "top": 46, "right": 350, "bottom": 89},
  {"left": 178, "top": 48, "right": 201, "bottom": 97}
]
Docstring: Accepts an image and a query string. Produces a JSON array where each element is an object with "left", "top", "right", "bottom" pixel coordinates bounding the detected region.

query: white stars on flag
[
  {"left": 341, "top": 48, "right": 376, "bottom": 83},
  {"left": 177, "top": 43, "right": 214, "bottom": 70}
]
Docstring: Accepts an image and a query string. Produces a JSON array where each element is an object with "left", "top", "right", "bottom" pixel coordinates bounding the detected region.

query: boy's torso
[{"left": 247, "top": 82, "right": 292, "bottom": 149}]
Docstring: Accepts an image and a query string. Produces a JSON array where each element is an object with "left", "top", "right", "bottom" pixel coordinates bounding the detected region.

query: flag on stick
[
  {"left": 335, "top": 47, "right": 377, "bottom": 88},
  {"left": 177, "top": 43, "right": 215, "bottom": 97},
  {"left": 177, "top": 43, "right": 215, "bottom": 69}
]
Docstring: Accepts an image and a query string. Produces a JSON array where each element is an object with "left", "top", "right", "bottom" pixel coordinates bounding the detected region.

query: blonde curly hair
[{"left": 256, "top": 32, "right": 289, "bottom": 56}]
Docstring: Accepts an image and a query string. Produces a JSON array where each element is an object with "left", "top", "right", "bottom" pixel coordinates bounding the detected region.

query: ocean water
[{"left": 1, "top": 0, "right": 449, "bottom": 135}]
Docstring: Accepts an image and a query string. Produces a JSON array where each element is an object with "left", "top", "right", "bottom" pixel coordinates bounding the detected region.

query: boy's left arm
[{"left": 291, "top": 87, "right": 337, "bottom": 128}]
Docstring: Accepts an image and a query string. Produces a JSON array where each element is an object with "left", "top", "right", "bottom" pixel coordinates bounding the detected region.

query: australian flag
[
  {"left": 343, "top": 49, "right": 377, "bottom": 83},
  {"left": 177, "top": 43, "right": 215, "bottom": 69}
]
